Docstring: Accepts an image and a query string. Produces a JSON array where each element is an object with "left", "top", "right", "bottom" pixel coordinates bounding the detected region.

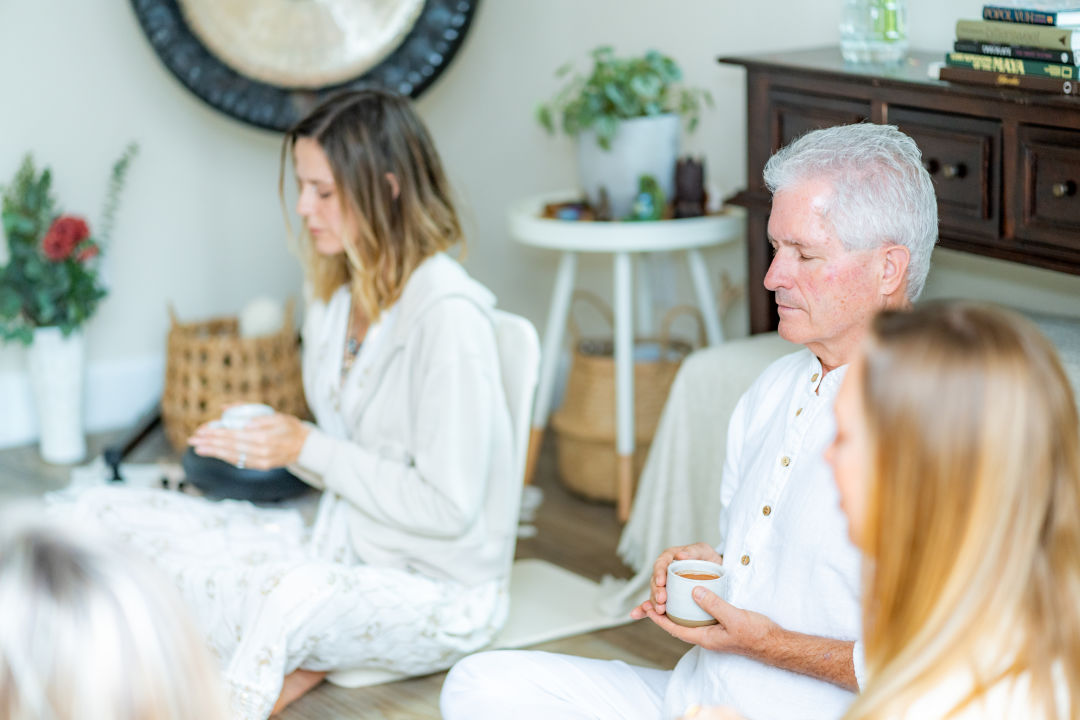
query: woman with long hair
[
  {"left": 53, "top": 89, "right": 516, "bottom": 719},
  {"left": 828, "top": 301, "right": 1079, "bottom": 719}
]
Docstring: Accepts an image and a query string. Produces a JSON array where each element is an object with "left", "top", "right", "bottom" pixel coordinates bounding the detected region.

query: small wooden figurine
[{"left": 674, "top": 157, "right": 707, "bottom": 218}]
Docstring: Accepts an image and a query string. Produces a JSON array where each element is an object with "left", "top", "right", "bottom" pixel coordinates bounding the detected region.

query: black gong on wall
[{"left": 131, "top": 0, "right": 480, "bottom": 131}]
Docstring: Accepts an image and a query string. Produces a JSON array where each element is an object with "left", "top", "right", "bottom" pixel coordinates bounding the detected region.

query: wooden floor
[{"left": 0, "top": 428, "right": 687, "bottom": 719}]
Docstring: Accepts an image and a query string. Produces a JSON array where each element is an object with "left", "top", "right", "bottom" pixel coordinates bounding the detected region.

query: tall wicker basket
[
  {"left": 161, "top": 302, "right": 309, "bottom": 453},
  {"left": 551, "top": 294, "right": 704, "bottom": 503}
]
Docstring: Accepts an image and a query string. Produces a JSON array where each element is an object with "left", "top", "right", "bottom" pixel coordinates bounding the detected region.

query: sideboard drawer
[
  {"left": 768, "top": 89, "right": 870, "bottom": 151},
  {"left": 891, "top": 107, "right": 1001, "bottom": 241},
  {"left": 1017, "top": 125, "right": 1080, "bottom": 251}
]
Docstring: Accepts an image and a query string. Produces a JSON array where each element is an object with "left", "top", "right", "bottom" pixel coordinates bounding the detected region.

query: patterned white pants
[{"left": 49, "top": 486, "right": 503, "bottom": 720}]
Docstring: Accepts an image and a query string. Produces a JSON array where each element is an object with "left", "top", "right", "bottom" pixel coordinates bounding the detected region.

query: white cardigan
[{"left": 291, "top": 253, "right": 515, "bottom": 587}]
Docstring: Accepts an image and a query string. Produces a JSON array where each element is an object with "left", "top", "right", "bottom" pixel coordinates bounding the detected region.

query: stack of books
[{"left": 943, "top": 4, "right": 1080, "bottom": 94}]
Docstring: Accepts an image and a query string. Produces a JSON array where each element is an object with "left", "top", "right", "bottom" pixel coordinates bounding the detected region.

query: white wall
[{"left": 1, "top": 0, "right": 1078, "bottom": 447}]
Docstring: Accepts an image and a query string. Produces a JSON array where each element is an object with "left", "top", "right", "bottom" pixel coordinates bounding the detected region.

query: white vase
[
  {"left": 576, "top": 113, "right": 681, "bottom": 220},
  {"left": 28, "top": 327, "right": 87, "bottom": 464}
]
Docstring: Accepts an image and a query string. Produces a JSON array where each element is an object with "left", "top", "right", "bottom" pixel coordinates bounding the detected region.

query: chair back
[
  {"left": 491, "top": 309, "right": 540, "bottom": 577},
  {"left": 492, "top": 309, "right": 541, "bottom": 491}
]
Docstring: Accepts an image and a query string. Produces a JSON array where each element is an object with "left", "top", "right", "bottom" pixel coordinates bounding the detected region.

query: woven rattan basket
[
  {"left": 551, "top": 293, "right": 704, "bottom": 503},
  {"left": 161, "top": 302, "right": 309, "bottom": 453}
]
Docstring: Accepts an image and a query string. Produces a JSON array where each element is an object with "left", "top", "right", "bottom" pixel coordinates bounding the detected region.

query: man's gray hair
[{"left": 763, "top": 123, "right": 938, "bottom": 300}]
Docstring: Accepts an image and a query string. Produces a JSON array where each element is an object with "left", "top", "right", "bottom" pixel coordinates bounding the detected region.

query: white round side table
[{"left": 510, "top": 192, "right": 745, "bottom": 521}]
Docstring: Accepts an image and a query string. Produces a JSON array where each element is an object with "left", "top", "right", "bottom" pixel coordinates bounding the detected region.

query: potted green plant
[{"left": 537, "top": 46, "right": 712, "bottom": 219}]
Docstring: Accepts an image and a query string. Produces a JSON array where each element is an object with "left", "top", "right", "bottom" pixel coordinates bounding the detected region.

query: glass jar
[{"left": 840, "top": 0, "right": 908, "bottom": 64}]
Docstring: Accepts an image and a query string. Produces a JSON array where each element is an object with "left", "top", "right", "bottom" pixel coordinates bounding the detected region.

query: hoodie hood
[{"left": 386, "top": 252, "right": 495, "bottom": 348}]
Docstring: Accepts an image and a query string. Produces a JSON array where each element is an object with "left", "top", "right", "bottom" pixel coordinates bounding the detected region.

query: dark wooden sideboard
[{"left": 719, "top": 47, "right": 1080, "bottom": 334}]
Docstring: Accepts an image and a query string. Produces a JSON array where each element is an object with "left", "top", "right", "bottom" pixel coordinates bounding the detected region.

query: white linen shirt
[{"left": 663, "top": 349, "right": 863, "bottom": 720}]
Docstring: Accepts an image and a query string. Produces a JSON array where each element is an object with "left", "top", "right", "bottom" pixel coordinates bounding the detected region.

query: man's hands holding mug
[
  {"left": 641, "top": 542, "right": 723, "bottom": 615},
  {"left": 630, "top": 542, "right": 779, "bottom": 659}
]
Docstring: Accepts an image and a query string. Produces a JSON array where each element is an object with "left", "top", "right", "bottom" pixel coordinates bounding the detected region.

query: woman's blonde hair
[
  {"left": 280, "top": 88, "right": 463, "bottom": 321},
  {"left": 846, "top": 302, "right": 1080, "bottom": 719},
  {"left": 0, "top": 512, "right": 230, "bottom": 720}
]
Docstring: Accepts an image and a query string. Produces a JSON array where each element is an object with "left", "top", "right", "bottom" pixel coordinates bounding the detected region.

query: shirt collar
[{"left": 807, "top": 352, "right": 847, "bottom": 395}]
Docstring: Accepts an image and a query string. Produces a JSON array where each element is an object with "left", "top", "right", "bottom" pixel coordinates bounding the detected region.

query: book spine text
[
  {"left": 982, "top": 6, "right": 1059, "bottom": 25},
  {"left": 954, "top": 39, "right": 1080, "bottom": 64},
  {"left": 947, "top": 51, "right": 1077, "bottom": 78},
  {"left": 956, "top": 19, "right": 1078, "bottom": 50}
]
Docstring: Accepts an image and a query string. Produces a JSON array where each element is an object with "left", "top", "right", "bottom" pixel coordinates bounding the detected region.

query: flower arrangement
[{"left": 0, "top": 144, "right": 138, "bottom": 344}]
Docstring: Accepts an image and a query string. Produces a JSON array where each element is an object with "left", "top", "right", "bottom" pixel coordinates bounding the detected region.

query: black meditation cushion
[{"left": 182, "top": 448, "right": 310, "bottom": 502}]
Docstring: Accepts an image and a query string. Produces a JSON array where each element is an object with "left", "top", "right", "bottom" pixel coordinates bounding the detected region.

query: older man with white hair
[{"left": 441, "top": 122, "right": 939, "bottom": 720}]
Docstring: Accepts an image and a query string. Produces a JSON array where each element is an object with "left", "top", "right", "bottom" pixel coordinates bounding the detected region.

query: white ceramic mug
[
  {"left": 219, "top": 403, "right": 275, "bottom": 430},
  {"left": 666, "top": 559, "right": 725, "bottom": 627}
]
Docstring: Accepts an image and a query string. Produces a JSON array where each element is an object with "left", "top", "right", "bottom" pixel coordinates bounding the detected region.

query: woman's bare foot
[{"left": 271, "top": 669, "right": 327, "bottom": 715}]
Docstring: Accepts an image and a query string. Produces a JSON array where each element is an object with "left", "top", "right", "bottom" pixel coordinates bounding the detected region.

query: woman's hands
[{"left": 189, "top": 412, "right": 310, "bottom": 470}]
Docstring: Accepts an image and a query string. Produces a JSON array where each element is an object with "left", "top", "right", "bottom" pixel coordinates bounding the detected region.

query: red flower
[
  {"left": 76, "top": 242, "right": 100, "bottom": 262},
  {"left": 42, "top": 215, "right": 90, "bottom": 261}
]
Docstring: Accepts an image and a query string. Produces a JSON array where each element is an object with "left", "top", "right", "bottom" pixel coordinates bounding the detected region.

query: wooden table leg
[
  {"left": 524, "top": 427, "right": 545, "bottom": 487},
  {"left": 613, "top": 251, "right": 635, "bottom": 521},
  {"left": 616, "top": 453, "right": 634, "bottom": 523},
  {"left": 526, "top": 251, "right": 577, "bottom": 484}
]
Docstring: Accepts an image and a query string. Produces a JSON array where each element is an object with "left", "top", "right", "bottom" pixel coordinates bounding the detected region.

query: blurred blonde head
[
  {"left": 845, "top": 302, "right": 1080, "bottom": 719},
  {"left": 281, "top": 88, "right": 463, "bottom": 322},
  {"left": 0, "top": 512, "right": 229, "bottom": 720}
]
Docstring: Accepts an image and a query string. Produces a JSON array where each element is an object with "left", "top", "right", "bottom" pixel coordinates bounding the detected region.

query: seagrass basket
[
  {"left": 161, "top": 301, "right": 308, "bottom": 453},
  {"left": 551, "top": 293, "right": 704, "bottom": 503}
]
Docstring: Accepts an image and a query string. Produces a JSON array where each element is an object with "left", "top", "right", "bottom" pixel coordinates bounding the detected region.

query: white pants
[
  {"left": 49, "top": 486, "right": 502, "bottom": 720},
  {"left": 440, "top": 650, "right": 672, "bottom": 720}
]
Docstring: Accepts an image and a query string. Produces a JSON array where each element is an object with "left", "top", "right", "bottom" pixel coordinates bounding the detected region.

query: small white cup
[
  {"left": 219, "top": 403, "right": 274, "bottom": 430},
  {"left": 665, "top": 559, "right": 725, "bottom": 627}
]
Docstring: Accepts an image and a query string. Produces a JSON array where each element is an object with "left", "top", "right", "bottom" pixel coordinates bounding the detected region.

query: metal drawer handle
[
  {"left": 922, "top": 160, "right": 966, "bottom": 180},
  {"left": 942, "top": 163, "right": 966, "bottom": 180},
  {"left": 1052, "top": 181, "right": 1076, "bottom": 199}
]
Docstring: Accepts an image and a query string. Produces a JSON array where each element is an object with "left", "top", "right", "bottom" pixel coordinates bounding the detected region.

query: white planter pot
[
  {"left": 28, "top": 327, "right": 87, "bottom": 464},
  {"left": 576, "top": 113, "right": 681, "bottom": 220}
]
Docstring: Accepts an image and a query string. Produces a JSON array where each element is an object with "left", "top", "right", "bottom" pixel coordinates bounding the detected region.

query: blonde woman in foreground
[
  {"left": 684, "top": 301, "right": 1079, "bottom": 720},
  {"left": 0, "top": 512, "right": 229, "bottom": 720},
  {"left": 831, "top": 301, "right": 1078, "bottom": 719}
]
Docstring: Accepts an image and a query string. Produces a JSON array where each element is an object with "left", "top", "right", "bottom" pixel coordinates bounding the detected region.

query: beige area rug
[
  {"left": 493, "top": 558, "right": 634, "bottom": 648},
  {"left": 66, "top": 460, "right": 634, "bottom": 689}
]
